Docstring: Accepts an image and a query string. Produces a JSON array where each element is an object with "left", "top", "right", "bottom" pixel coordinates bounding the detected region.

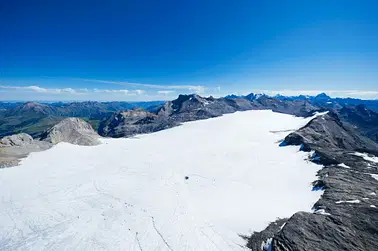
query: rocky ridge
[
  {"left": 99, "top": 94, "right": 321, "bottom": 137},
  {"left": 247, "top": 112, "right": 378, "bottom": 251}
]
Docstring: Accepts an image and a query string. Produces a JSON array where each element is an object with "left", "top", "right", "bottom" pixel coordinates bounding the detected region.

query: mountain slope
[{"left": 248, "top": 112, "right": 378, "bottom": 251}]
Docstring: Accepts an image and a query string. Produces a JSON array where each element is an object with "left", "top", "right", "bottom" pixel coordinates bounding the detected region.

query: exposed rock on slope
[
  {"left": 0, "top": 133, "right": 34, "bottom": 147},
  {"left": 338, "top": 104, "right": 378, "bottom": 143},
  {"left": 0, "top": 133, "right": 51, "bottom": 168},
  {"left": 157, "top": 94, "right": 239, "bottom": 120},
  {"left": 99, "top": 108, "right": 176, "bottom": 138},
  {"left": 283, "top": 111, "right": 378, "bottom": 156},
  {"left": 40, "top": 118, "right": 100, "bottom": 146},
  {"left": 253, "top": 96, "right": 320, "bottom": 117},
  {"left": 248, "top": 112, "right": 378, "bottom": 251}
]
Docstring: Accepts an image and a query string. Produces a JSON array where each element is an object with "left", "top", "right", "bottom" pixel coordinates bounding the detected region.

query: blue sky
[{"left": 1, "top": 0, "right": 378, "bottom": 101}]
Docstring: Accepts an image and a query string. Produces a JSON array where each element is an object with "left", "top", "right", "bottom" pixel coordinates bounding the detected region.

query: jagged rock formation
[
  {"left": 247, "top": 112, "right": 378, "bottom": 251},
  {"left": 40, "top": 118, "right": 100, "bottom": 146},
  {"left": 0, "top": 133, "right": 34, "bottom": 147}
]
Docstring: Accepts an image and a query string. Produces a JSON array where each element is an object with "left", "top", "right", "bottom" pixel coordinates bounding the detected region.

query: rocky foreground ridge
[{"left": 247, "top": 112, "right": 378, "bottom": 251}]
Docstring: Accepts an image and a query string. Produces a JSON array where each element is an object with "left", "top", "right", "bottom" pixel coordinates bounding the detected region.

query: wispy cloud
[
  {"left": 94, "top": 89, "right": 130, "bottom": 94},
  {"left": 0, "top": 85, "right": 146, "bottom": 96},
  {"left": 157, "top": 90, "right": 175, "bottom": 95},
  {"left": 0, "top": 85, "right": 83, "bottom": 94},
  {"left": 78, "top": 78, "right": 206, "bottom": 94}
]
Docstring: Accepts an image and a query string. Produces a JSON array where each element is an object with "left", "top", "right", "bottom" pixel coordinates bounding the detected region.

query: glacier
[{"left": 0, "top": 110, "right": 322, "bottom": 250}]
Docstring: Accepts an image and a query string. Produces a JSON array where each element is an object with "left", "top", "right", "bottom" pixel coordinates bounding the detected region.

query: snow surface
[
  {"left": 0, "top": 110, "right": 322, "bottom": 251},
  {"left": 369, "top": 173, "right": 378, "bottom": 181},
  {"left": 353, "top": 152, "right": 378, "bottom": 163},
  {"left": 313, "top": 111, "right": 329, "bottom": 117},
  {"left": 338, "top": 163, "right": 351, "bottom": 169},
  {"left": 313, "top": 209, "right": 331, "bottom": 216},
  {"left": 335, "top": 200, "right": 361, "bottom": 204}
]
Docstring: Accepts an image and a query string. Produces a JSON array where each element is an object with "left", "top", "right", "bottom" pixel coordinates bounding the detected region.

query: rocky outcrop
[
  {"left": 0, "top": 133, "right": 33, "bottom": 147},
  {"left": 40, "top": 118, "right": 100, "bottom": 146},
  {"left": 253, "top": 96, "right": 321, "bottom": 117},
  {"left": 247, "top": 112, "right": 378, "bottom": 251},
  {"left": 99, "top": 108, "right": 176, "bottom": 138},
  {"left": 0, "top": 133, "right": 51, "bottom": 168},
  {"left": 157, "top": 94, "right": 239, "bottom": 120},
  {"left": 338, "top": 104, "right": 378, "bottom": 143},
  {"left": 283, "top": 111, "right": 378, "bottom": 155}
]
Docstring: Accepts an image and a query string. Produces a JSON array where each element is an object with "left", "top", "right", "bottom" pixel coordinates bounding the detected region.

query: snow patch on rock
[
  {"left": 335, "top": 200, "right": 361, "bottom": 204},
  {"left": 353, "top": 152, "right": 378, "bottom": 163}
]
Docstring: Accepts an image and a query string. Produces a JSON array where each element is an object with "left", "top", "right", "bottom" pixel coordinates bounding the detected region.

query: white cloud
[
  {"left": 133, "top": 90, "right": 144, "bottom": 95},
  {"left": 79, "top": 78, "right": 206, "bottom": 94},
  {"left": 27, "top": 86, "right": 48, "bottom": 93},
  {"left": 60, "top": 88, "right": 77, "bottom": 94},
  {"left": 157, "top": 90, "right": 175, "bottom": 95},
  {"left": 0, "top": 85, "right": 82, "bottom": 94},
  {"left": 94, "top": 89, "right": 129, "bottom": 94}
]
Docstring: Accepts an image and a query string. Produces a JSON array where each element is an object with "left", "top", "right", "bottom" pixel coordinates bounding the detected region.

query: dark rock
[{"left": 99, "top": 108, "right": 177, "bottom": 138}]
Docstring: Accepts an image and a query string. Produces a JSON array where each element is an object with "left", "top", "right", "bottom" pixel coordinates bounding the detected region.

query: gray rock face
[
  {"left": 338, "top": 104, "right": 378, "bottom": 143},
  {"left": 157, "top": 94, "right": 238, "bottom": 121},
  {"left": 247, "top": 112, "right": 378, "bottom": 251},
  {"left": 40, "top": 118, "right": 100, "bottom": 146},
  {"left": 0, "top": 133, "right": 51, "bottom": 168},
  {"left": 283, "top": 111, "right": 378, "bottom": 155},
  {"left": 99, "top": 108, "right": 177, "bottom": 138},
  {"left": 0, "top": 133, "right": 33, "bottom": 147}
]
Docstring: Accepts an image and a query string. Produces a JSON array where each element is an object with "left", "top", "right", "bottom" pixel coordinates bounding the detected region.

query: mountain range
[{"left": 1, "top": 93, "right": 377, "bottom": 143}]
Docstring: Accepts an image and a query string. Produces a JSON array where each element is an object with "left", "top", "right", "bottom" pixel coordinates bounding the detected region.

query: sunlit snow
[
  {"left": 0, "top": 110, "right": 322, "bottom": 251},
  {"left": 335, "top": 200, "right": 361, "bottom": 204},
  {"left": 338, "top": 163, "right": 351, "bottom": 169},
  {"left": 353, "top": 152, "right": 378, "bottom": 163}
]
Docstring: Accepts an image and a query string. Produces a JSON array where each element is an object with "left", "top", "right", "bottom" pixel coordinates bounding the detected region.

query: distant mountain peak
[{"left": 314, "top": 93, "right": 331, "bottom": 100}]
